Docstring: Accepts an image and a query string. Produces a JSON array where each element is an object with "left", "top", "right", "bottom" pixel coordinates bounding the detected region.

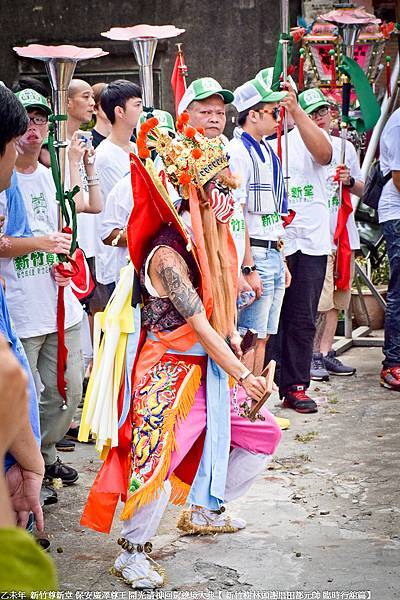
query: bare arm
[
  {"left": 0, "top": 335, "right": 33, "bottom": 527},
  {"left": 0, "top": 476, "right": 14, "bottom": 527},
  {"left": 149, "top": 246, "right": 267, "bottom": 400},
  {"left": 337, "top": 166, "right": 364, "bottom": 198},
  {"left": 392, "top": 170, "right": 400, "bottom": 193},
  {"left": 103, "top": 228, "right": 127, "bottom": 247},
  {"left": 241, "top": 224, "right": 263, "bottom": 299},
  {"left": 83, "top": 159, "right": 102, "bottom": 214},
  {"left": 0, "top": 231, "right": 72, "bottom": 258},
  {"left": 8, "top": 424, "right": 44, "bottom": 477},
  {"left": 7, "top": 416, "right": 44, "bottom": 532},
  {"left": 68, "top": 133, "right": 102, "bottom": 214},
  {"left": 351, "top": 180, "right": 364, "bottom": 198},
  {"left": 280, "top": 85, "right": 332, "bottom": 165}
]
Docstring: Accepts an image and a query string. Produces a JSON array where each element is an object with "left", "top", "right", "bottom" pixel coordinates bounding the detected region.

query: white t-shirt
[
  {"left": 0, "top": 164, "right": 83, "bottom": 339},
  {"left": 327, "top": 136, "right": 362, "bottom": 250},
  {"left": 227, "top": 137, "right": 285, "bottom": 253},
  {"left": 269, "top": 127, "right": 332, "bottom": 257},
  {"left": 100, "top": 174, "right": 133, "bottom": 285},
  {"left": 95, "top": 139, "right": 133, "bottom": 284},
  {"left": 378, "top": 107, "right": 400, "bottom": 224}
]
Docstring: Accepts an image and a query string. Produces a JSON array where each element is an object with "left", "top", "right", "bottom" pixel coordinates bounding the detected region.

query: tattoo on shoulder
[{"left": 155, "top": 248, "right": 204, "bottom": 319}]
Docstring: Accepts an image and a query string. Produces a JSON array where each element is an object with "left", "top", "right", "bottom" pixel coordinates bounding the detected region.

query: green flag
[
  {"left": 340, "top": 56, "right": 381, "bottom": 133},
  {"left": 271, "top": 33, "right": 293, "bottom": 91}
]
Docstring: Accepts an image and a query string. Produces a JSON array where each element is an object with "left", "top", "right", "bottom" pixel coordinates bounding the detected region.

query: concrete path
[{"left": 45, "top": 346, "right": 399, "bottom": 598}]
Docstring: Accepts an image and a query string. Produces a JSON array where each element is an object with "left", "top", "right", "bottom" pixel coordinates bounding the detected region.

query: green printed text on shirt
[
  {"left": 261, "top": 211, "right": 280, "bottom": 229},
  {"left": 14, "top": 252, "right": 59, "bottom": 279},
  {"left": 290, "top": 184, "right": 314, "bottom": 204}
]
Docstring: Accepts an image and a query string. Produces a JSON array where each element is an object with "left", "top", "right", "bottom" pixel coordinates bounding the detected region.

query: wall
[{"left": 0, "top": 0, "right": 301, "bottom": 117}]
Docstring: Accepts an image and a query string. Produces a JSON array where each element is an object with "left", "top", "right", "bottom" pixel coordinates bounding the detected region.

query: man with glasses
[
  {"left": 227, "top": 79, "right": 291, "bottom": 376},
  {"left": 299, "top": 88, "right": 363, "bottom": 382},
  {"left": 0, "top": 89, "right": 86, "bottom": 487}
]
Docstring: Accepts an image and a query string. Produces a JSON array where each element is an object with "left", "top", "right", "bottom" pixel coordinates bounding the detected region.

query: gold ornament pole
[{"left": 176, "top": 42, "right": 188, "bottom": 90}]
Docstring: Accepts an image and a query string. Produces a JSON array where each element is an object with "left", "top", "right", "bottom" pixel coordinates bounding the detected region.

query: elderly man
[{"left": 179, "top": 77, "right": 256, "bottom": 303}]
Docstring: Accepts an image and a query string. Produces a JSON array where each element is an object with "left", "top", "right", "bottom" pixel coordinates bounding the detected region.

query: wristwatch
[
  {"left": 241, "top": 264, "right": 257, "bottom": 276},
  {"left": 346, "top": 176, "right": 355, "bottom": 188}
]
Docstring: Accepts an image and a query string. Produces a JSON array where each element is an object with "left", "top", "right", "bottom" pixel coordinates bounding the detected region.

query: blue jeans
[
  {"left": 382, "top": 219, "right": 400, "bottom": 367},
  {"left": 238, "top": 248, "right": 285, "bottom": 339}
]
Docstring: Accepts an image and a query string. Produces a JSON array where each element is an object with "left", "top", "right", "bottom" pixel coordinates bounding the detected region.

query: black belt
[{"left": 250, "top": 238, "right": 283, "bottom": 251}]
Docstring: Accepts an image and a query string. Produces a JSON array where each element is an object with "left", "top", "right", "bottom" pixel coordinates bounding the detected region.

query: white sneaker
[
  {"left": 177, "top": 506, "right": 246, "bottom": 534},
  {"left": 120, "top": 551, "right": 164, "bottom": 589}
]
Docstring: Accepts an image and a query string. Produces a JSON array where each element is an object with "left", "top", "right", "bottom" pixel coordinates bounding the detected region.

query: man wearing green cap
[
  {"left": 178, "top": 77, "right": 234, "bottom": 139},
  {"left": 298, "top": 88, "right": 363, "bottom": 381},
  {"left": 0, "top": 88, "right": 101, "bottom": 485},
  {"left": 227, "top": 78, "right": 291, "bottom": 377},
  {"left": 181, "top": 77, "right": 253, "bottom": 307},
  {"left": 257, "top": 74, "right": 333, "bottom": 414}
]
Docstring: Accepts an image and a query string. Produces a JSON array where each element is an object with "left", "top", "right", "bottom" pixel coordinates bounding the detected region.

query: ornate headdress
[{"left": 137, "top": 113, "right": 229, "bottom": 196}]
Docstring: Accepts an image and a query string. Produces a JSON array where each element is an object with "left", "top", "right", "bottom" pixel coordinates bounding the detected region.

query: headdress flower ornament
[{"left": 137, "top": 112, "right": 230, "bottom": 197}]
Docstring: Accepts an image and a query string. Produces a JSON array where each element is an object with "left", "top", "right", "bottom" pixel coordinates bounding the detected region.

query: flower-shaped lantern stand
[
  {"left": 13, "top": 44, "right": 108, "bottom": 230},
  {"left": 102, "top": 25, "right": 184, "bottom": 115}
]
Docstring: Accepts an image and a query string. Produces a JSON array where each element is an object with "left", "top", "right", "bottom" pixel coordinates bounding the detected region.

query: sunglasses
[{"left": 256, "top": 107, "right": 281, "bottom": 121}]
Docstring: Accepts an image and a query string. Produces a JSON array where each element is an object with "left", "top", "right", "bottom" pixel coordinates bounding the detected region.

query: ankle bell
[{"left": 117, "top": 538, "right": 153, "bottom": 554}]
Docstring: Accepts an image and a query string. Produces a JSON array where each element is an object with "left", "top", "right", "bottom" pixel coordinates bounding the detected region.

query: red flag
[
  {"left": 171, "top": 51, "right": 187, "bottom": 116},
  {"left": 333, "top": 168, "right": 353, "bottom": 290}
]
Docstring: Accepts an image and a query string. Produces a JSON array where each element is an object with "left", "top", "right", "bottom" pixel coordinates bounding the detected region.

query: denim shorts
[{"left": 238, "top": 247, "right": 285, "bottom": 339}]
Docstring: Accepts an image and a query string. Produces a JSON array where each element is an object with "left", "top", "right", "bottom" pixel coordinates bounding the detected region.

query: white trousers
[{"left": 121, "top": 448, "right": 271, "bottom": 543}]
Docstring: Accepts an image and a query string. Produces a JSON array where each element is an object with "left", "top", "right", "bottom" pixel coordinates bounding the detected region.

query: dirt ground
[{"left": 42, "top": 346, "right": 399, "bottom": 599}]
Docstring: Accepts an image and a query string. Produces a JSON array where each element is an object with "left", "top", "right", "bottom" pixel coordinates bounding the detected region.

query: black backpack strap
[{"left": 383, "top": 171, "right": 393, "bottom": 185}]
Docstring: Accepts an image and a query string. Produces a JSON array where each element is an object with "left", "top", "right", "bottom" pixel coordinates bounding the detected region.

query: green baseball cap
[
  {"left": 138, "top": 109, "right": 176, "bottom": 136},
  {"left": 232, "top": 78, "right": 287, "bottom": 112},
  {"left": 15, "top": 88, "right": 51, "bottom": 115},
  {"left": 298, "top": 88, "right": 329, "bottom": 114},
  {"left": 256, "top": 67, "right": 298, "bottom": 93},
  {"left": 178, "top": 77, "right": 234, "bottom": 114}
]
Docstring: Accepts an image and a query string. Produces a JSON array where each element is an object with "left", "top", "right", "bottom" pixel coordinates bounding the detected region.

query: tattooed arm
[{"left": 149, "top": 246, "right": 267, "bottom": 401}]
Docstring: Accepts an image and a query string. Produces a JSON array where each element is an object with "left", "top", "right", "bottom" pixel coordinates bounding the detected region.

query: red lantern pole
[
  {"left": 298, "top": 48, "right": 305, "bottom": 91},
  {"left": 386, "top": 55, "right": 392, "bottom": 97},
  {"left": 329, "top": 49, "right": 337, "bottom": 87}
]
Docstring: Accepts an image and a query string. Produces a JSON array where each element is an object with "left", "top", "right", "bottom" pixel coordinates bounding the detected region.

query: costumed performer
[{"left": 80, "top": 114, "right": 282, "bottom": 589}]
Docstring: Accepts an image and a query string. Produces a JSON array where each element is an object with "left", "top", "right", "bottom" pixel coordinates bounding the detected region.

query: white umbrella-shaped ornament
[
  {"left": 101, "top": 24, "right": 185, "bottom": 114},
  {"left": 13, "top": 44, "right": 108, "bottom": 228}
]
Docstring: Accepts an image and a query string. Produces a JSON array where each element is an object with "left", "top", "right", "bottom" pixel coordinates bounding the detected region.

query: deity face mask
[{"left": 207, "top": 179, "right": 235, "bottom": 224}]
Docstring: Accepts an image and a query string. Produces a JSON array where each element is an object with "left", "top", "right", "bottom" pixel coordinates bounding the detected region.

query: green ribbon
[
  {"left": 272, "top": 33, "right": 293, "bottom": 92},
  {"left": 339, "top": 56, "right": 381, "bottom": 133},
  {"left": 48, "top": 114, "right": 80, "bottom": 259}
]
